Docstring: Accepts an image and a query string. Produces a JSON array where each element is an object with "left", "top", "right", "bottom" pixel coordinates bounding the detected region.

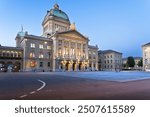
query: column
[
  {"left": 75, "top": 42, "right": 78, "bottom": 59},
  {"left": 69, "top": 42, "right": 71, "bottom": 58},
  {"left": 70, "top": 62, "right": 73, "bottom": 71},
  {"left": 85, "top": 43, "right": 88, "bottom": 59},
  {"left": 63, "top": 63, "right": 66, "bottom": 71},
  {"left": 76, "top": 62, "right": 79, "bottom": 71},
  {"left": 81, "top": 43, "right": 83, "bottom": 59},
  {"left": 52, "top": 39, "right": 57, "bottom": 71},
  {"left": 62, "top": 40, "right": 64, "bottom": 58}
]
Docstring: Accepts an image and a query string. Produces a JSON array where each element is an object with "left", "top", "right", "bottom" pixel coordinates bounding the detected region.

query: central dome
[{"left": 45, "top": 4, "right": 69, "bottom": 21}]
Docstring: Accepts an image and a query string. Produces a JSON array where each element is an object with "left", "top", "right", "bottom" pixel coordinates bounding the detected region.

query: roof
[
  {"left": 44, "top": 4, "right": 69, "bottom": 21},
  {"left": 100, "top": 50, "right": 122, "bottom": 55},
  {"left": 142, "top": 42, "right": 150, "bottom": 47},
  {"left": 24, "top": 34, "right": 52, "bottom": 41},
  {"left": 88, "top": 45, "right": 98, "bottom": 49},
  {"left": 57, "top": 29, "right": 89, "bottom": 41},
  {"left": 16, "top": 32, "right": 53, "bottom": 42},
  {"left": 134, "top": 57, "right": 142, "bottom": 59},
  {"left": 0, "top": 46, "right": 23, "bottom": 51}
]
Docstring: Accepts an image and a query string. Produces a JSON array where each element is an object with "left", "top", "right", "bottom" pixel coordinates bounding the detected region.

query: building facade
[
  {"left": 15, "top": 32, "right": 53, "bottom": 72},
  {"left": 122, "top": 57, "right": 142, "bottom": 70},
  {"left": 0, "top": 3, "right": 99, "bottom": 72},
  {"left": 88, "top": 45, "right": 99, "bottom": 71},
  {"left": 0, "top": 45, "right": 23, "bottom": 72},
  {"left": 98, "top": 50, "right": 122, "bottom": 71},
  {"left": 142, "top": 42, "right": 150, "bottom": 71}
]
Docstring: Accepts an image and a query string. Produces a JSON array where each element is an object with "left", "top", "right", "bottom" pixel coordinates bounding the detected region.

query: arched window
[
  {"left": 29, "top": 52, "right": 35, "bottom": 58},
  {"left": 39, "top": 53, "right": 44, "bottom": 58}
]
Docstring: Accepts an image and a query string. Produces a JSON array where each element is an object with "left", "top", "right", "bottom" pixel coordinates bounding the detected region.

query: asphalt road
[{"left": 0, "top": 72, "right": 150, "bottom": 100}]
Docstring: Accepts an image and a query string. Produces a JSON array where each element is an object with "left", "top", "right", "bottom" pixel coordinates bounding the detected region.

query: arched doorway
[
  {"left": 72, "top": 62, "right": 76, "bottom": 71},
  {"left": 6, "top": 62, "right": 13, "bottom": 72},
  {"left": 85, "top": 64, "right": 87, "bottom": 70},
  {"left": 14, "top": 61, "right": 21, "bottom": 72},
  {"left": 79, "top": 63, "right": 82, "bottom": 71},
  {"left": 65, "top": 62, "right": 69, "bottom": 71}
]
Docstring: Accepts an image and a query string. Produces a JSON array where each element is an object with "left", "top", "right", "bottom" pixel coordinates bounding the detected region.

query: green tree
[
  {"left": 127, "top": 56, "right": 135, "bottom": 68},
  {"left": 138, "top": 58, "right": 143, "bottom": 67}
]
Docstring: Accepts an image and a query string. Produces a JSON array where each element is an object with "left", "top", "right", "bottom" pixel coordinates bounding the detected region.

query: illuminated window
[
  {"left": 29, "top": 52, "right": 35, "bottom": 58},
  {"left": 39, "top": 53, "right": 44, "bottom": 58},
  {"left": 14, "top": 53, "right": 17, "bottom": 57},
  {"left": 58, "top": 48, "right": 62, "bottom": 56},
  {"left": 31, "top": 43, "right": 35, "bottom": 48},
  {"left": 65, "top": 47, "right": 69, "bottom": 55},
  {"left": 10, "top": 52, "right": 13, "bottom": 57},
  {"left": 47, "top": 46, "right": 51, "bottom": 50},
  {"left": 71, "top": 48, "right": 75, "bottom": 56},
  {"left": 18, "top": 53, "right": 21, "bottom": 57},
  {"left": 39, "top": 44, "right": 43, "bottom": 49},
  {"left": 30, "top": 61, "right": 36, "bottom": 67}
]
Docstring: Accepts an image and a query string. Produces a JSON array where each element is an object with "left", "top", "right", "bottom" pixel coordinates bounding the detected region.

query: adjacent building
[
  {"left": 0, "top": 45, "right": 23, "bottom": 72},
  {"left": 142, "top": 42, "right": 150, "bottom": 71},
  {"left": 98, "top": 50, "right": 122, "bottom": 71},
  {"left": 122, "top": 57, "right": 142, "bottom": 70}
]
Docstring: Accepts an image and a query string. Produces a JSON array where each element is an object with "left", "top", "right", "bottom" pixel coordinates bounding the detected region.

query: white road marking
[
  {"left": 30, "top": 91, "right": 36, "bottom": 94},
  {"left": 12, "top": 79, "right": 46, "bottom": 99},
  {"left": 37, "top": 79, "right": 46, "bottom": 91},
  {"left": 20, "top": 95, "right": 27, "bottom": 98}
]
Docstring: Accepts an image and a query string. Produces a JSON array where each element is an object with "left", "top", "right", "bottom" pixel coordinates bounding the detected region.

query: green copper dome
[{"left": 45, "top": 4, "right": 69, "bottom": 21}]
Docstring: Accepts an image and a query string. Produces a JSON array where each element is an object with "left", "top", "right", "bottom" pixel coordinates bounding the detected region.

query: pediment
[{"left": 57, "top": 30, "right": 88, "bottom": 41}]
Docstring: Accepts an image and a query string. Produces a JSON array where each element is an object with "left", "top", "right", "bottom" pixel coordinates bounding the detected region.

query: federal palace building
[{"left": 0, "top": 4, "right": 99, "bottom": 72}]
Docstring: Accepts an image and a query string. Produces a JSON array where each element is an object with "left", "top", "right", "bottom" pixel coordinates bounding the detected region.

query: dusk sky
[{"left": 0, "top": 0, "right": 150, "bottom": 57}]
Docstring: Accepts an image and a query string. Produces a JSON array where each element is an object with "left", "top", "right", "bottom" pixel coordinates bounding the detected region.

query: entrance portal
[
  {"left": 79, "top": 63, "right": 82, "bottom": 71},
  {"left": 65, "top": 62, "right": 69, "bottom": 71},
  {"left": 72, "top": 63, "right": 76, "bottom": 71}
]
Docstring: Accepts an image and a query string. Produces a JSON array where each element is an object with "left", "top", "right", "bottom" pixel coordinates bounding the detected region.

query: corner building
[{"left": 16, "top": 4, "right": 98, "bottom": 72}]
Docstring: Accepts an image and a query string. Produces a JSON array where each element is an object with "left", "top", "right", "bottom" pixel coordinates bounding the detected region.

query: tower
[{"left": 42, "top": 3, "right": 70, "bottom": 37}]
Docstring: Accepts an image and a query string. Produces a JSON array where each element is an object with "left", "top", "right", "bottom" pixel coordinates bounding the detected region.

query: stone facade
[
  {"left": 88, "top": 45, "right": 99, "bottom": 71},
  {"left": 5, "top": 3, "right": 98, "bottom": 72},
  {"left": 142, "top": 42, "right": 150, "bottom": 71},
  {"left": 0, "top": 45, "right": 23, "bottom": 72},
  {"left": 15, "top": 33, "right": 53, "bottom": 72},
  {"left": 98, "top": 50, "right": 122, "bottom": 71}
]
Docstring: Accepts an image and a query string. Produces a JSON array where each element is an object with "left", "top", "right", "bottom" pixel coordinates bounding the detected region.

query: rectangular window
[
  {"left": 40, "top": 62, "right": 43, "bottom": 67},
  {"left": 111, "top": 60, "right": 113, "bottom": 63},
  {"left": 39, "top": 53, "right": 44, "bottom": 58},
  {"left": 107, "top": 60, "right": 109, "bottom": 63},
  {"left": 29, "top": 52, "right": 35, "bottom": 58},
  {"left": 48, "top": 62, "right": 50, "bottom": 67},
  {"left": 31, "top": 43, "right": 35, "bottom": 48},
  {"left": 39, "top": 44, "right": 43, "bottom": 49},
  {"left": 47, "top": 46, "right": 51, "bottom": 50}
]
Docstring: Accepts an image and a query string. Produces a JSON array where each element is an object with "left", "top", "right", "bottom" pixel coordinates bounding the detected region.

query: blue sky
[{"left": 0, "top": 0, "right": 150, "bottom": 57}]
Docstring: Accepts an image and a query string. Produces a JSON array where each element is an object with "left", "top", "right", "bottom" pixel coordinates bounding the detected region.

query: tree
[
  {"left": 127, "top": 56, "right": 135, "bottom": 68},
  {"left": 138, "top": 58, "right": 143, "bottom": 67}
]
